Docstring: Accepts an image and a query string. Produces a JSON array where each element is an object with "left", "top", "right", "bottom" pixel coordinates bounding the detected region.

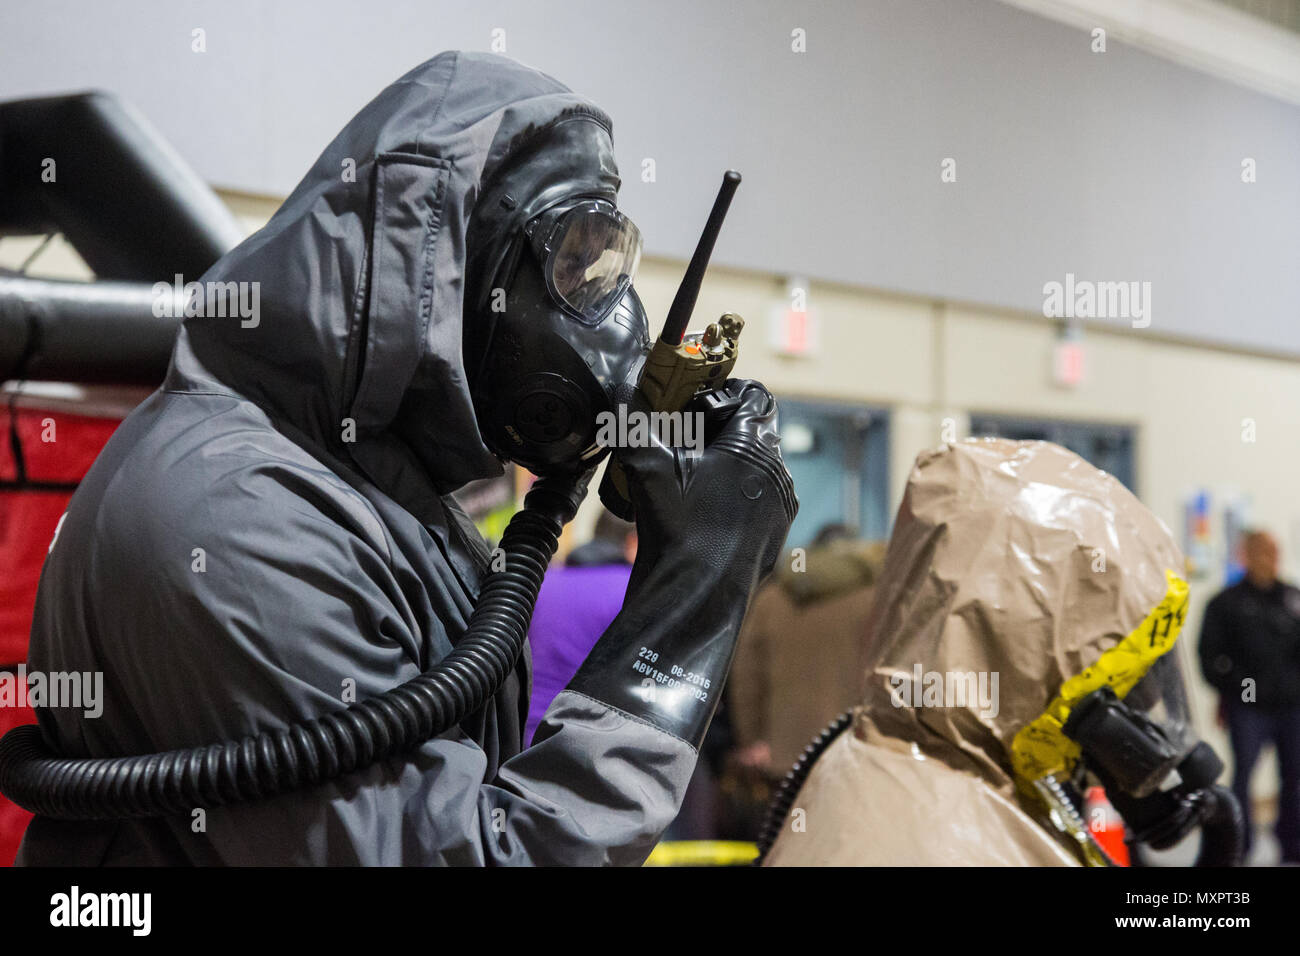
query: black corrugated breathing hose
[{"left": 0, "top": 474, "right": 586, "bottom": 820}]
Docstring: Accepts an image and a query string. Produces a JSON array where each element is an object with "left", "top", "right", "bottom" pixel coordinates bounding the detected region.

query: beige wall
[{"left": 6, "top": 191, "right": 1293, "bottom": 806}]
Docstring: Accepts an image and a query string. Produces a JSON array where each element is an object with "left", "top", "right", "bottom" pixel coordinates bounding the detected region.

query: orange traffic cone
[{"left": 1085, "top": 785, "right": 1130, "bottom": 866}]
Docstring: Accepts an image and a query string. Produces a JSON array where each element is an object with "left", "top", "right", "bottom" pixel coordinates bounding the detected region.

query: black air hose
[
  {"left": 1192, "top": 785, "right": 1246, "bottom": 867},
  {"left": 0, "top": 474, "right": 587, "bottom": 820},
  {"left": 754, "top": 709, "right": 854, "bottom": 863}
]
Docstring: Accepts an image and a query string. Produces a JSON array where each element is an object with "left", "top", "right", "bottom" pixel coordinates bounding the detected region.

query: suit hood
[
  {"left": 167, "top": 51, "right": 618, "bottom": 497},
  {"left": 856, "top": 438, "right": 1184, "bottom": 790}
]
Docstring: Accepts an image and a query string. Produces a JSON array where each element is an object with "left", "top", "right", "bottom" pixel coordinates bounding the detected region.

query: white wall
[{"left": 3, "top": 0, "right": 1298, "bottom": 356}]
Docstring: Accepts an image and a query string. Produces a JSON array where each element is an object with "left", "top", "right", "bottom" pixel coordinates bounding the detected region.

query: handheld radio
[{"left": 599, "top": 170, "right": 745, "bottom": 519}]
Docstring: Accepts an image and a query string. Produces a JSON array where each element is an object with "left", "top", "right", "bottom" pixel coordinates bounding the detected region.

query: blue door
[{"left": 775, "top": 399, "right": 891, "bottom": 549}]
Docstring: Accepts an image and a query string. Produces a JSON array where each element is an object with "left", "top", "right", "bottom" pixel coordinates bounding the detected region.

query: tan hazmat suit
[{"left": 764, "top": 438, "right": 1186, "bottom": 866}]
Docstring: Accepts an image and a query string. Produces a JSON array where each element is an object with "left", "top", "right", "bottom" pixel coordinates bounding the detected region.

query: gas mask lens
[
  {"left": 1124, "top": 651, "right": 1193, "bottom": 756},
  {"left": 527, "top": 199, "right": 642, "bottom": 325}
]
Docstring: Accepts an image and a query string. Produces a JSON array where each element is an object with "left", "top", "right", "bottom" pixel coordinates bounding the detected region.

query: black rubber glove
[{"left": 567, "top": 379, "right": 797, "bottom": 747}]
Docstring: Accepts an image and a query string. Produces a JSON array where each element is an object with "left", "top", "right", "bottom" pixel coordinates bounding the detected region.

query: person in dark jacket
[
  {"left": 1199, "top": 529, "right": 1300, "bottom": 863},
  {"left": 14, "top": 51, "right": 794, "bottom": 865}
]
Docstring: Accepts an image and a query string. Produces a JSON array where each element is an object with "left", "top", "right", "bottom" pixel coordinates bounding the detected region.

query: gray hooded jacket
[{"left": 17, "top": 51, "right": 695, "bottom": 866}]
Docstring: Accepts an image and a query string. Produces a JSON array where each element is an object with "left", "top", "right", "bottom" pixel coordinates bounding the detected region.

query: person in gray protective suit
[{"left": 11, "top": 51, "right": 795, "bottom": 865}]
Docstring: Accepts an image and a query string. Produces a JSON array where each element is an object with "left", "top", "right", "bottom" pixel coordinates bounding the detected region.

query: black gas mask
[
  {"left": 464, "top": 114, "right": 650, "bottom": 476},
  {"left": 1061, "top": 655, "right": 1246, "bottom": 866}
]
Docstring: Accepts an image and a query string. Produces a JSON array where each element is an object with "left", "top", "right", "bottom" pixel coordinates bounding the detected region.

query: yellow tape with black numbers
[{"left": 1011, "top": 568, "right": 1189, "bottom": 787}]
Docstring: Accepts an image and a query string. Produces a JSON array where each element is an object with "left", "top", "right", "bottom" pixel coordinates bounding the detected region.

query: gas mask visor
[{"left": 523, "top": 198, "right": 642, "bottom": 325}]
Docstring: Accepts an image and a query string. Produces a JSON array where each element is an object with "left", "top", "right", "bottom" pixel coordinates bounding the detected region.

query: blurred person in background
[
  {"left": 1199, "top": 529, "right": 1300, "bottom": 863},
  {"left": 722, "top": 523, "right": 884, "bottom": 837},
  {"left": 524, "top": 509, "right": 636, "bottom": 746},
  {"left": 565, "top": 509, "right": 637, "bottom": 570}
]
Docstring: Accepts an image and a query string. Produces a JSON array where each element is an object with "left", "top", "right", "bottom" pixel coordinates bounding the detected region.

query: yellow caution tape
[
  {"left": 1011, "top": 568, "right": 1189, "bottom": 786},
  {"left": 643, "top": 840, "right": 759, "bottom": 867}
]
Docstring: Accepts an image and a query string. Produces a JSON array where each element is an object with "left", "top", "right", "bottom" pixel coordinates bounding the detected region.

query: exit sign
[
  {"left": 1053, "top": 339, "right": 1086, "bottom": 388},
  {"left": 769, "top": 304, "right": 819, "bottom": 357}
]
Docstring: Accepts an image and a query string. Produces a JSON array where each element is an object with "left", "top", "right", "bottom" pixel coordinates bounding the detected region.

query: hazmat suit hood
[
  {"left": 859, "top": 438, "right": 1185, "bottom": 787},
  {"left": 765, "top": 439, "right": 1188, "bottom": 866},
  {"left": 170, "top": 50, "right": 620, "bottom": 498}
]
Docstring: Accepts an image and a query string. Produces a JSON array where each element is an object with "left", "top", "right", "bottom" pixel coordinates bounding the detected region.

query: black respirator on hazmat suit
[
  {"left": 1058, "top": 654, "right": 1246, "bottom": 867},
  {"left": 1000, "top": 579, "right": 1247, "bottom": 869},
  {"left": 1002, "top": 574, "right": 1248, "bottom": 868},
  {"left": 0, "top": 113, "right": 679, "bottom": 820}
]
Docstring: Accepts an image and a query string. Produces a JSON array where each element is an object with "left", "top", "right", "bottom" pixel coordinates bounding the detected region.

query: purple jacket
[{"left": 526, "top": 563, "right": 632, "bottom": 745}]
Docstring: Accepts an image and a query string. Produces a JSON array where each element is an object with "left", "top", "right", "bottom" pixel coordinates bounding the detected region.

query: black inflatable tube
[
  {"left": 0, "top": 91, "right": 244, "bottom": 282},
  {"left": 0, "top": 274, "right": 180, "bottom": 384}
]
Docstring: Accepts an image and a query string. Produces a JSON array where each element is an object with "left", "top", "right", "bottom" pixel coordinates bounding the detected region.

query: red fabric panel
[
  {"left": 0, "top": 490, "right": 73, "bottom": 665},
  {"left": 12, "top": 408, "right": 120, "bottom": 482},
  {"left": 0, "top": 404, "right": 124, "bottom": 865},
  {"left": 0, "top": 406, "right": 14, "bottom": 481},
  {"left": 0, "top": 692, "right": 34, "bottom": 867},
  {"left": 0, "top": 408, "right": 121, "bottom": 664}
]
